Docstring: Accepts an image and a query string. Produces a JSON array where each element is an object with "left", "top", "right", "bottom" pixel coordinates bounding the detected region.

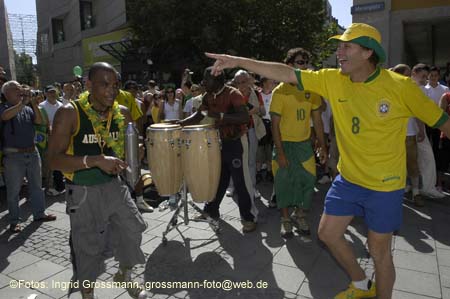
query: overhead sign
[
  {"left": 82, "top": 28, "right": 132, "bottom": 69},
  {"left": 351, "top": 2, "right": 385, "bottom": 14}
]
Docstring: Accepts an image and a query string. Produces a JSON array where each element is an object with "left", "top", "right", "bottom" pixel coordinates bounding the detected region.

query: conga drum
[
  {"left": 181, "top": 125, "right": 221, "bottom": 202},
  {"left": 146, "top": 124, "right": 182, "bottom": 196}
]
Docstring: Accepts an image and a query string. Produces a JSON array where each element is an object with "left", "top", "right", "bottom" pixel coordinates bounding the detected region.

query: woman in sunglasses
[{"left": 159, "top": 84, "right": 182, "bottom": 121}]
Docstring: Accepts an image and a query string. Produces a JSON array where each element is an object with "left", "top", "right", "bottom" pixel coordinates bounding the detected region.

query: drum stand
[{"left": 161, "top": 180, "right": 220, "bottom": 245}]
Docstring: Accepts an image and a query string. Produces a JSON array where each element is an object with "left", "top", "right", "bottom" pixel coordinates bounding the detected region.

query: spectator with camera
[{"left": 0, "top": 81, "right": 56, "bottom": 233}]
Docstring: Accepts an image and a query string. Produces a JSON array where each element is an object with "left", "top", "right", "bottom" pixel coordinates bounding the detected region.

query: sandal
[
  {"left": 9, "top": 224, "right": 23, "bottom": 233},
  {"left": 34, "top": 214, "right": 57, "bottom": 222}
]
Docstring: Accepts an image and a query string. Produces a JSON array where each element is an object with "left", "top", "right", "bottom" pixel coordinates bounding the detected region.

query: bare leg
[
  {"left": 368, "top": 230, "right": 395, "bottom": 299},
  {"left": 281, "top": 207, "right": 290, "bottom": 219},
  {"left": 318, "top": 214, "right": 366, "bottom": 281}
]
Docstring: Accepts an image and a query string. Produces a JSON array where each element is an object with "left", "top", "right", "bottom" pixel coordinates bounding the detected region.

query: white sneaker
[
  {"left": 421, "top": 189, "right": 445, "bottom": 199},
  {"left": 46, "top": 188, "right": 65, "bottom": 196},
  {"left": 136, "top": 200, "right": 154, "bottom": 212},
  {"left": 317, "top": 175, "right": 331, "bottom": 184},
  {"left": 225, "top": 189, "right": 234, "bottom": 197}
]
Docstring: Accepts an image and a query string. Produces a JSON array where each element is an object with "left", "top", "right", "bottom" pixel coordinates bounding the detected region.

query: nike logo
[{"left": 338, "top": 99, "right": 348, "bottom": 103}]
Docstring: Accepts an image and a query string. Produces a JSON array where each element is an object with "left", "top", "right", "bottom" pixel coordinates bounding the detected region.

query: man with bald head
[{"left": 48, "top": 62, "right": 148, "bottom": 299}]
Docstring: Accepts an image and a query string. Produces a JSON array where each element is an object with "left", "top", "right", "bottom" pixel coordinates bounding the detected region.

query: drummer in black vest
[{"left": 179, "top": 67, "right": 258, "bottom": 233}]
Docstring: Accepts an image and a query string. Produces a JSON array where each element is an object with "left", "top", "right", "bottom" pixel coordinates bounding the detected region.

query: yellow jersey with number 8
[{"left": 295, "top": 68, "right": 448, "bottom": 191}]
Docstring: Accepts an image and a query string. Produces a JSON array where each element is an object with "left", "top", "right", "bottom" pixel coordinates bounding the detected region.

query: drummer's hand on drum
[
  {"left": 207, "top": 110, "right": 220, "bottom": 119},
  {"left": 95, "top": 155, "right": 128, "bottom": 175}
]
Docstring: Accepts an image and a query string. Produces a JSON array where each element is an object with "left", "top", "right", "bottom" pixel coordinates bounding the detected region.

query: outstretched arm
[{"left": 205, "top": 53, "right": 298, "bottom": 84}]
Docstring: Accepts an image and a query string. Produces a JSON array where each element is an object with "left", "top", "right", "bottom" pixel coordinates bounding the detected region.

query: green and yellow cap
[{"left": 329, "top": 23, "right": 386, "bottom": 63}]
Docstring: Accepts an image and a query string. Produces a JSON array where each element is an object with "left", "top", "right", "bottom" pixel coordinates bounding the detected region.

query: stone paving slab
[
  {"left": 9, "top": 260, "right": 66, "bottom": 282},
  {"left": 1, "top": 251, "right": 41, "bottom": 274},
  {"left": 393, "top": 249, "right": 439, "bottom": 274},
  {"left": 395, "top": 267, "right": 442, "bottom": 298}
]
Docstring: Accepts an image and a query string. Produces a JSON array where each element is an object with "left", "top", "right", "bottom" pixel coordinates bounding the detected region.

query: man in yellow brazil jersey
[{"left": 205, "top": 23, "right": 450, "bottom": 299}]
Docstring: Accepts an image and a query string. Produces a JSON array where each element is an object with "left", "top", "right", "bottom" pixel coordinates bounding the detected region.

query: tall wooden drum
[
  {"left": 146, "top": 124, "right": 182, "bottom": 196},
  {"left": 181, "top": 125, "right": 221, "bottom": 202}
]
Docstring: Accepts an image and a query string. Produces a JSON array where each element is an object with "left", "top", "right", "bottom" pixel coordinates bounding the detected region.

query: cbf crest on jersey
[
  {"left": 377, "top": 99, "right": 390, "bottom": 117},
  {"left": 305, "top": 92, "right": 311, "bottom": 99}
]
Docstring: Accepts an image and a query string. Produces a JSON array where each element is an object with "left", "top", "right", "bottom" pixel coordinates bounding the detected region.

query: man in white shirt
[
  {"left": 257, "top": 77, "right": 276, "bottom": 184},
  {"left": 40, "top": 85, "right": 65, "bottom": 195},
  {"left": 426, "top": 66, "right": 449, "bottom": 105},
  {"left": 60, "top": 83, "right": 75, "bottom": 105},
  {"left": 183, "top": 84, "right": 202, "bottom": 118},
  {"left": 412, "top": 64, "right": 445, "bottom": 199},
  {"left": 425, "top": 66, "right": 449, "bottom": 186},
  {"left": 41, "top": 85, "right": 64, "bottom": 127}
]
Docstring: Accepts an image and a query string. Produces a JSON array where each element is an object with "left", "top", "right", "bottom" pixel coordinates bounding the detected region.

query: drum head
[
  {"left": 182, "top": 124, "right": 213, "bottom": 131},
  {"left": 149, "top": 123, "right": 181, "bottom": 130}
]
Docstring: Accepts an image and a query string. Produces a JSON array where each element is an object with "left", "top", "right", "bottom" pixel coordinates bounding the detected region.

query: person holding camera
[{"left": 0, "top": 81, "right": 56, "bottom": 233}]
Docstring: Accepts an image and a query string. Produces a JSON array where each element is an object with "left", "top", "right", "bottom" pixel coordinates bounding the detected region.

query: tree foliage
[
  {"left": 14, "top": 52, "right": 35, "bottom": 86},
  {"left": 127, "top": 0, "right": 337, "bottom": 75}
]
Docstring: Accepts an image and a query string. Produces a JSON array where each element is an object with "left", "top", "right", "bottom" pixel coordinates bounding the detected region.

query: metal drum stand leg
[
  {"left": 161, "top": 181, "right": 220, "bottom": 246},
  {"left": 161, "top": 182, "right": 185, "bottom": 245}
]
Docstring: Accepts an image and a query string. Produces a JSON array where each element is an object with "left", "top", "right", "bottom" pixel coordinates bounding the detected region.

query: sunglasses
[{"left": 294, "top": 60, "right": 307, "bottom": 65}]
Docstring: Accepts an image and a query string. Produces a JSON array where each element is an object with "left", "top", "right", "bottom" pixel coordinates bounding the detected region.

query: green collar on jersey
[{"left": 364, "top": 67, "right": 381, "bottom": 83}]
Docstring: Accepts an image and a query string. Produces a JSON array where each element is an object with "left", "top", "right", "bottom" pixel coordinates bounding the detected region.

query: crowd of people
[{"left": 0, "top": 22, "right": 449, "bottom": 299}]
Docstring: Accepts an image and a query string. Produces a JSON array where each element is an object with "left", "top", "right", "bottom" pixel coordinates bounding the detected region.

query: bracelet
[{"left": 82, "top": 155, "right": 89, "bottom": 169}]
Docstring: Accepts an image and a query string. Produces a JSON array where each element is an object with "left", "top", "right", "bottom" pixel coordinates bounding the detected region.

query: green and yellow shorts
[{"left": 272, "top": 140, "right": 316, "bottom": 209}]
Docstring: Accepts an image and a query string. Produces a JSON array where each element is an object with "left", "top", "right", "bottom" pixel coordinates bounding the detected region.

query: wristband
[{"left": 82, "top": 155, "right": 89, "bottom": 169}]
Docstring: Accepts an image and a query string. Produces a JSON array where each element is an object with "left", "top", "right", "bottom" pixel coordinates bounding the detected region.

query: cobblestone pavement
[{"left": 0, "top": 178, "right": 450, "bottom": 299}]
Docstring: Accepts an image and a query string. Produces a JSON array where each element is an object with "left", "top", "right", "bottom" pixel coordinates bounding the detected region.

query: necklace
[
  {"left": 212, "top": 85, "right": 226, "bottom": 99},
  {"left": 78, "top": 92, "right": 125, "bottom": 158}
]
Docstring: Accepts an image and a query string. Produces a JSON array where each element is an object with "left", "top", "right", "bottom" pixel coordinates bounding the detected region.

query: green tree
[
  {"left": 15, "top": 52, "right": 35, "bottom": 86},
  {"left": 127, "top": 0, "right": 337, "bottom": 76}
]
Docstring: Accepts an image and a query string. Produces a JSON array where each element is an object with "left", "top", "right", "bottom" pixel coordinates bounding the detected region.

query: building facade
[
  {"left": 0, "top": 0, "right": 16, "bottom": 80},
  {"left": 36, "top": 0, "right": 128, "bottom": 85},
  {"left": 352, "top": 0, "right": 450, "bottom": 68}
]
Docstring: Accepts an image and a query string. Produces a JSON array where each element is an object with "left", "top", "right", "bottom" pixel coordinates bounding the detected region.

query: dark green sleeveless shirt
[{"left": 64, "top": 100, "right": 121, "bottom": 185}]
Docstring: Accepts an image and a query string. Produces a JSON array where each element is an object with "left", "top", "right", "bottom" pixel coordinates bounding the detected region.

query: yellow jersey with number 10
[
  {"left": 270, "top": 83, "right": 322, "bottom": 142},
  {"left": 295, "top": 68, "right": 448, "bottom": 191}
]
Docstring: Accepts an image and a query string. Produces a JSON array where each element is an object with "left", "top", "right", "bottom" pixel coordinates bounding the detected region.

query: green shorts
[{"left": 272, "top": 141, "right": 316, "bottom": 209}]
